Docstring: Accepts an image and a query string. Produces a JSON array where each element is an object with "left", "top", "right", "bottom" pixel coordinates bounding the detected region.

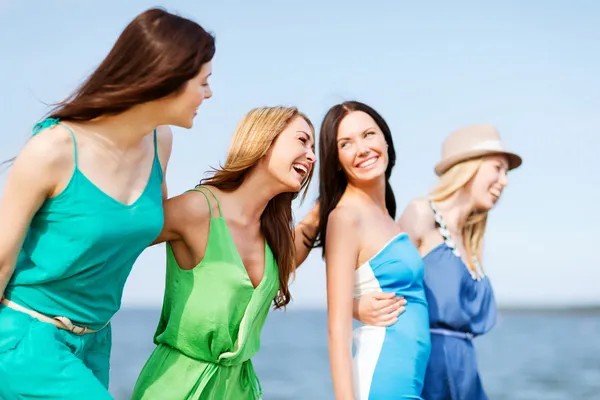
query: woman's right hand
[{"left": 353, "top": 292, "right": 406, "bottom": 326}]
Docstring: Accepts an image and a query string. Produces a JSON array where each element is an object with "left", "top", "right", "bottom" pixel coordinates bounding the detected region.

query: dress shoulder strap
[
  {"left": 186, "top": 186, "right": 223, "bottom": 218},
  {"left": 32, "top": 118, "right": 78, "bottom": 168},
  {"left": 429, "top": 201, "right": 459, "bottom": 256},
  {"left": 152, "top": 129, "right": 163, "bottom": 183},
  {"left": 429, "top": 201, "right": 485, "bottom": 280}
]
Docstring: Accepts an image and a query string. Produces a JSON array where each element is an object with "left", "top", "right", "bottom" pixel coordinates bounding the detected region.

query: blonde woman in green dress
[{"left": 131, "top": 106, "right": 317, "bottom": 399}]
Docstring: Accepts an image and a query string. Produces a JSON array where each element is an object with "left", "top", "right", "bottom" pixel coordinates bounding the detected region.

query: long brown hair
[
  {"left": 313, "top": 101, "right": 397, "bottom": 256},
  {"left": 48, "top": 8, "right": 215, "bottom": 122},
  {"left": 200, "top": 107, "right": 315, "bottom": 309}
]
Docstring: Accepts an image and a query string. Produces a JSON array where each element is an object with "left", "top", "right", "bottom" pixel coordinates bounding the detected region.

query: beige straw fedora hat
[{"left": 434, "top": 124, "right": 522, "bottom": 176}]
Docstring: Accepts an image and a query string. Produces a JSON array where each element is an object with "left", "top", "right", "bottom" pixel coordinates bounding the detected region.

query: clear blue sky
[{"left": 1, "top": 0, "right": 598, "bottom": 308}]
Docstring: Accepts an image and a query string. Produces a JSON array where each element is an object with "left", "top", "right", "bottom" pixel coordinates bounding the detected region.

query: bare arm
[
  {"left": 0, "top": 131, "right": 70, "bottom": 296},
  {"left": 152, "top": 188, "right": 213, "bottom": 248},
  {"left": 294, "top": 201, "right": 319, "bottom": 268},
  {"left": 156, "top": 125, "right": 173, "bottom": 202},
  {"left": 152, "top": 191, "right": 212, "bottom": 270},
  {"left": 150, "top": 126, "right": 175, "bottom": 245},
  {"left": 151, "top": 193, "right": 194, "bottom": 245},
  {"left": 325, "top": 207, "right": 360, "bottom": 400},
  {"left": 396, "top": 199, "right": 430, "bottom": 250}
]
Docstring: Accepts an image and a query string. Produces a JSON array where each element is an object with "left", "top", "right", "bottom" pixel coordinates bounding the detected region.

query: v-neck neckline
[{"left": 218, "top": 216, "right": 270, "bottom": 290}]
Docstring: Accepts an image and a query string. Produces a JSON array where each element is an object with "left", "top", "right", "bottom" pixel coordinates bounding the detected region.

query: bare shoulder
[
  {"left": 397, "top": 197, "right": 435, "bottom": 240},
  {"left": 326, "top": 204, "right": 363, "bottom": 251},
  {"left": 327, "top": 204, "right": 361, "bottom": 232},
  {"left": 166, "top": 189, "right": 213, "bottom": 224},
  {"left": 17, "top": 125, "right": 76, "bottom": 175},
  {"left": 405, "top": 198, "right": 433, "bottom": 221},
  {"left": 155, "top": 125, "right": 173, "bottom": 167}
]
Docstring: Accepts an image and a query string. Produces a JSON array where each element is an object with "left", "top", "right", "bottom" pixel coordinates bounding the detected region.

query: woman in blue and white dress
[
  {"left": 314, "top": 101, "right": 431, "bottom": 399},
  {"left": 355, "top": 124, "right": 522, "bottom": 399}
]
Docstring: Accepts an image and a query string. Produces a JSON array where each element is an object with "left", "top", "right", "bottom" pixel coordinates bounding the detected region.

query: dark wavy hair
[{"left": 313, "top": 101, "right": 397, "bottom": 256}]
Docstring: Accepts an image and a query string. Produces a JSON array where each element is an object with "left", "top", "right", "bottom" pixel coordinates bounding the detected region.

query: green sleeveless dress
[{"left": 132, "top": 186, "right": 280, "bottom": 400}]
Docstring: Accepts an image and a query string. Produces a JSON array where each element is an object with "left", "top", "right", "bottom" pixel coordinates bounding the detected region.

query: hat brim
[{"left": 434, "top": 149, "right": 522, "bottom": 176}]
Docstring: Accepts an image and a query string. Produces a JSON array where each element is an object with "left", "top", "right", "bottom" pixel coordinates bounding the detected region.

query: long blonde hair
[
  {"left": 429, "top": 158, "right": 488, "bottom": 273},
  {"left": 200, "top": 106, "right": 315, "bottom": 309}
]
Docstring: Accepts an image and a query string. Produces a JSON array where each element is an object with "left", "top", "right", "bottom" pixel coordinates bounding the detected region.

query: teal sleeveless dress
[{"left": 0, "top": 118, "right": 164, "bottom": 399}]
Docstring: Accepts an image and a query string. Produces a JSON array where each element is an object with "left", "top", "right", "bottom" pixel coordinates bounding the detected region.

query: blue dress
[
  {"left": 421, "top": 202, "right": 497, "bottom": 400},
  {"left": 353, "top": 232, "right": 431, "bottom": 399}
]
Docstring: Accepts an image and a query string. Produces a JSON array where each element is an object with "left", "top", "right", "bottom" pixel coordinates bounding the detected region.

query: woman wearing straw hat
[{"left": 354, "top": 124, "right": 522, "bottom": 399}]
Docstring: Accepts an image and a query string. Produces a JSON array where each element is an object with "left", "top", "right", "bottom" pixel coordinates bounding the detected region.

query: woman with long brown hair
[
  {"left": 131, "top": 106, "right": 317, "bottom": 400},
  {"left": 0, "top": 8, "right": 214, "bottom": 398},
  {"left": 314, "top": 101, "right": 431, "bottom": 399}
]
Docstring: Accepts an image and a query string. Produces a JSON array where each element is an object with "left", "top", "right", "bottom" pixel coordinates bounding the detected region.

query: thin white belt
[
  {"left": 430, "top": 328, "right": 474, "bottom": 340},
  {"left": 1, "top": 297, "right": 108, "bottom": 336}
]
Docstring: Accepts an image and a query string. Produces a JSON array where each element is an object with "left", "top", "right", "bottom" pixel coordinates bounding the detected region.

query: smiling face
[
  {"left": 262, "top": 116, "right": 316, "bottom": 192},
  {"left": 162, "top": 60, "right": 213, "bottom": 128},
  {"left": 336, "top": 111, "right": 389, "bottom": 186},
  {"left": 466, "top": 154, "right": 510, "bottom": 211}
]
